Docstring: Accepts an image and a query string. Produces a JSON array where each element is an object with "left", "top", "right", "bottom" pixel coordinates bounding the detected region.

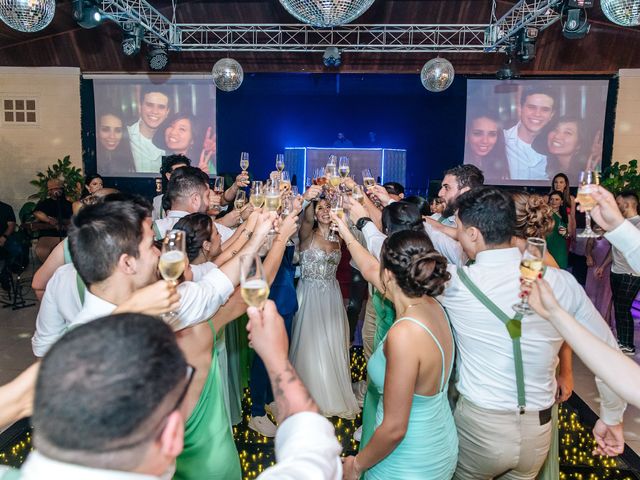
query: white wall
[
  {"left": 613, "top": 69, "right": 640, "bottom": 167},
  {"left": 0, "top": 67, "right": 82, "bottom": 217}
]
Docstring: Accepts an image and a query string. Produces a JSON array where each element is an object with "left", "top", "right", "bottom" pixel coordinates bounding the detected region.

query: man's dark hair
[
  {"left": 165, "top": 166, "right": 209, "bottom": 210},
  {"left": 618, "top": 190, "right": 639, "bottom": 208},
  {"left": 160, "top": 154, "right": 191, "bottom": 177},
  {"left": 520, "top": 86, "right": 556, "bottom": 109},
  {"left": 139, "top": 86, "right": 171, "bottom": 109},
  {"left": 456, "top": 186, "right": 516, "bottom": 245},
  {"left": 443, "top": 164, "right": 485, "bottom": 190},
  {"left": 403, "top": 195, "right": 430, "bottom": 217},
  {"left": 383, "top": 181, "right": 405, "bottom": 196},
  {"left": 68, "top": 197, "right": 151, "bottom": 286},
  {"left": 382, "top": 201, "right": 424, "bottom": 236},
  {"left": 33, "top": 314, "right": 187, "bottom": 469}
]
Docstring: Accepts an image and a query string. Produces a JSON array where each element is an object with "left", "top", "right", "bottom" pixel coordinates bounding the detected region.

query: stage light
[
  {"left": 496, "top": 55, "right": 519, "bottom": 80},
  {"left": 121, "top": 25, "right": 143, "bottom": 56},
  {"left": 0, "top": 0, "right": 55, "bottom": 33},
  {"left": 420, "top": 58, "right": 455, "bottom": 93},
  {"left": 601, "top": 0, "right": 640, "bottom": 26},
  {"left": 212, "top": 58, "right": 244, "bottom": 92},
  {"left": 72, "top": 0, "right": 102, "bottom": 29},
  {"left": 562, "top": 7, "right": 590, "bottom": 39},
  {"left": 323, "top": 47, "right": 341, "bottom": 68},
  {"left": 147, "top": 46, "right": 169, "bottom": 71},
  {"left": 278, "top": 0, "right": 374, "bottom": 27},
  {"left": 516, "top": 27, "right": 537, "bottom": 63}
]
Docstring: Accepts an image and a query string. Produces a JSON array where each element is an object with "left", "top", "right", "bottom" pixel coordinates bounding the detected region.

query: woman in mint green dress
[{"left": 335, "top": 222, "right": 458, "bottom": 479}]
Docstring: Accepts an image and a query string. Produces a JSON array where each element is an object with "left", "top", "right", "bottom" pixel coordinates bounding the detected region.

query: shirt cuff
[
  {"left": 275, "top": 411, "right": 341, "bottom": 461},
  {"left": 362, "top": 221, "right": 382, "bottom": 239}
]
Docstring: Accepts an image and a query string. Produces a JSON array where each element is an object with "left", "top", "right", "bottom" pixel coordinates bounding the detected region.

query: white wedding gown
[{"left": 289, "top": 237, "right": 360, "bottom": 419}]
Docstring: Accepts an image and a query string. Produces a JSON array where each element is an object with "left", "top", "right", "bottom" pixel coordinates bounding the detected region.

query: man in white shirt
[
  {"left": 128, "top": 87, "right": 170, "bottom": 173},
  {"left": 68, "top": 196, "right": 272, "bottom": 329},
  {"left": 153, "top": 154, "right": 191, "bottom": 221},
  {"left": 595, "top": 191, "right": 640, "bottom": 355},
  {"left": 442, "top": 187, "right": 626, "bottom": 479},
  {"left": 503, "top": 87, "right": 555, "bottom": 180}
]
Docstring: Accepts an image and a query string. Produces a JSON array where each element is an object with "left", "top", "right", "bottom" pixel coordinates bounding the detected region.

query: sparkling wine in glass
[
  {"left": 265, "top": 184, "right": 281, "bottom": 234},
  {"left": 327, "top": 154, "right": 337, "bottom": 167},
  {"left": 234, "top": 190, "right": 246, "bottom": 210},
  {"left": 240, "top": 152, "right": 250, "bottom": 172},
  {"left": 280, "top": 171, "right": 292, "bottom": 194},
  {"left": 250, "top": 184, "right": 265, "bottom": 209},
  {"left": 362, "top": 169, "right": 375, "bottom": 188},
  {"left": 352, "top": 184, "right": 365, "bottom": 204},
  {"left": 577, "top": 170, "right": 600, "bottom": 238},
  {"left": 513, "top": 237, "right": 546, "bottom": 315},
  {"left": 280, "top": 196, "right": 296, "bottom": 246},
  {"left": 159, "top": 230, "right": 186, "bottom": 323},
  {"left": 240, "top": 254, "right": 270, "bottom": 309},
  {"left": 326, "top": 195, "right": 344, "bottom": 243},
  {"left": 275, "top": 154, "right": 285, "bottom": 173},
  {"left": 339, "top": 156, "right": 350, "bottom": 178}
]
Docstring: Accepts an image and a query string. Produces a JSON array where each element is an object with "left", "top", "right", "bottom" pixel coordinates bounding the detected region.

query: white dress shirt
[
  {"left": 127, "top": 120, "right": 164, "bottom": 173},
  {"left": 191, "top": 261, "right": 217, "bottom": 282},
  {"left": 504, "top": 123, "right": 548, "bottom": 181},
  {"left": 153, "top": 210, "right": 190, "bottom": 239},
  {"left": 257, "top": 412, "right": 342, "bottom": 480},
  {"left": 361, "top": 222, "right": 386, "bottom": 260},
  {"left": 73, "top": 267, "right": 234, "bottom": 332},
  {"left": 152, "top": 194, "right": 164, "bottom": 221},
  {"left": 31, "top": 263, "right": 82, "bottom": 357},
  {"left": 610, "top": 215, "right": 640, "bottom": 276},
  {"left": 440, "top": 247, "right": 626, "bottom": 424},
  {"left": 216, "top": 222, "right": 235, "bottom": 243},
  {"left": 606, "top": 218, "right": 640, "bottom": 275},
  {"left": 0, "top": 452, "right": 160, "bottom": 480},
  {"left": 423, "top": 220, "right": 467, "bottom": 268}
]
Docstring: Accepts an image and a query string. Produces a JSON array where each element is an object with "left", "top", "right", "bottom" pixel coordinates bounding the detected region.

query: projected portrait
[
  {"left": 465, "top": 79, "right": 608, "bottom": 185},
  {"left": 93, "top": 77, "right": 216, "bottom": 177}
]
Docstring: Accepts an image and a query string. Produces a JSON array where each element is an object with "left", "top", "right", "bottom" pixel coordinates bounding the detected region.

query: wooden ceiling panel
[{"left": 0, "top": 0, "right": 639, "bottom": 74}]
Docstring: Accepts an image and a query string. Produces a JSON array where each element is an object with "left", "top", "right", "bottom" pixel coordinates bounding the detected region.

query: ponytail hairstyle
[
  {"left": 173, "top": 213, "right": 213, "bottom": 262},
  {"left": 380, "top": 230, "right": 450, "bottom": 298}
]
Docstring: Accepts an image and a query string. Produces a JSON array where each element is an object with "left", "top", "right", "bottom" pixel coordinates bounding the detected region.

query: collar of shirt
[
  {"left": 167, "top": 210, "right": 189, "bottom": 219},
  {"left": 18, "top": 451, "right": 160, "bottom": 480},
  {"left": 127, "top": 120, "right": 142, "bottom": 138},
  {"left": 474, "top": 246, "right": 522, "bottom": 266},
  {"left": 73, "top": 290, "right": 117, "bottom": 326}
]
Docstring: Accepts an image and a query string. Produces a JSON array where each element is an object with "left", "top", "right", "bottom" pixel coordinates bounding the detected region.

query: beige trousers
[{"left": 453, "top": 396, "right": 553, "bottom": 480}]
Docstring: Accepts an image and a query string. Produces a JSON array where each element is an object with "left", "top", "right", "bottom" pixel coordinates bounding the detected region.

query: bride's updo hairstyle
[
  {"left": 380, "top": 230, "right": 450, "bottom": 298},
  {"left": 512, "top": 191, "right": 554, "bottom": 239}
]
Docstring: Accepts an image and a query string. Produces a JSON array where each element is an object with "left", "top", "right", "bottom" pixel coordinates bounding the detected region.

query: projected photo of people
[
  {"left": 93, "top": 77, "right": 216, "bottom": 177},
  {"left": 465, "top": 79, "right": 608, "bottom": 185}
]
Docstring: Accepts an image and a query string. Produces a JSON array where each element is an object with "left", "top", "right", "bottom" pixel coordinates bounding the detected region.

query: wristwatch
[{"left": 356, "top": 217, "right": 373, "bottom": 231}]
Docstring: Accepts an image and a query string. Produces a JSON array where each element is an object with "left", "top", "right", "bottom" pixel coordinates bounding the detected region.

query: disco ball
[
  {"left": 0, "top": 0, "right": 55, "bottom": 33},
  {"left": 420, "top": 58, "right": 455, "bottom": 93},
  {"left": 278, "top": 0, "right": 375, "bottom": 27},
  {"left": 601, "top": 0, "right": 640, "bottom": 26},
  {"left": 212, "top": 58, "right": 244, "bottom": 92}
]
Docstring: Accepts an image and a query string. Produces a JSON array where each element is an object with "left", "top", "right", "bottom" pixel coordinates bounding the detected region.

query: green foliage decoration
[
  {"left": 29, "top": 156, "right": 84, "bottom": 202},
  {"left": 600, "top": 160, "right": 640, "bottom": 197}
]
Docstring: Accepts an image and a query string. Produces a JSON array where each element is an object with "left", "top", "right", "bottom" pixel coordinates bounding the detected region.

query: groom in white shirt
[
  {"left": 128, "top": 86, "right": 170, "bottom": 173},
  {"left": 441, "top": 187, "right": 626, "bottom": 479}
]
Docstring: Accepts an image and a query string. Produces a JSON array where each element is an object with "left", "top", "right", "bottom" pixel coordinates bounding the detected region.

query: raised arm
[
  {"left": 299, "top": 185, "right": 322, "bottom": 244},
  {"left": 32, "top": 239, "right": 66, "bottom": 300},
  {"left": 0, "top": 362, "right": 39, "bottom": 430}
]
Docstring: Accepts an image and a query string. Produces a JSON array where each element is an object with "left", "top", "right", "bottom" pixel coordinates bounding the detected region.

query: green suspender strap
[
  {"left": 152, "top": 221, "right": 163, "bottom": 241},
  {"left": 457, "top": 268, "right": 526, "bottom": 413}
]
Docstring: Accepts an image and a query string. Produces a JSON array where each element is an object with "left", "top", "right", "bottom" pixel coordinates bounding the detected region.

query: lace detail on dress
[{"left": 300, "top": 248, "right": 341, "bottom": 281}]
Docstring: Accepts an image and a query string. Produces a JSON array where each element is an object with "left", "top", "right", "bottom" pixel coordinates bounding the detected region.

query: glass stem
[{"left": 585, "top": 210, "right": 593, "bottom": 232}]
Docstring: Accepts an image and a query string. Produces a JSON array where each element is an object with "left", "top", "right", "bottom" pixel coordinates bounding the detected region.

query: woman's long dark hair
[
  {"left": 533, "top": 116, "right": 590, "bottom": 180},
  {"left": 549, "top": 190, "right": 569, "bottom": 224},
  {"left": 464, "top": 109, "right": 509, "bottom": 181},
  {"left": 80, "top": 174, "right": 104, "bottom": 200},
  {"left": 96, "top": 112, "right": 135, "bottom": 175}
]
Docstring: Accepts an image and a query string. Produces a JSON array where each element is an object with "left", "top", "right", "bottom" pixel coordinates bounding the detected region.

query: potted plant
[
  {"left": 600, "top": 160, "right": 640, "bottom": 197},
  {"left": 29, "top": 156, "right": 84, "bottom": 202}
]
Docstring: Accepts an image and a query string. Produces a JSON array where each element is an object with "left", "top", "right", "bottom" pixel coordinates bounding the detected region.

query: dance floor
[{"left": 1, "top": 269, "right": 640, "bottom": 479}]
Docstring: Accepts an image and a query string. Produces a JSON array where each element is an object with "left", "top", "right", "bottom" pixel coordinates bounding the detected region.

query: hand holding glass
[
  {"left": 513, "top": 237, "right": 546, "bottom": 315},
  {"left": 240, "top": 254, "right": 270, "bottom": 309},
  {"left": 577, "top": 170, "right": 600, "bottom": 238},
  {"left": 159, "top": 230, "right": 186, "bottom": 322}
]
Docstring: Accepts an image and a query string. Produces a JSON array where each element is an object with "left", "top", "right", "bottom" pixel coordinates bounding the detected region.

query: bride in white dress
[{"left": 289, "top": 195, "right": 360, "bottom": 419}]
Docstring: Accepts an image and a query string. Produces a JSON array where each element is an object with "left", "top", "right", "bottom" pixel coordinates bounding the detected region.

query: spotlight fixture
[
  {"left": 72, "top": 0, "right": 102, "bottom": 29},
  {"left": 496, "top": 54, "right": 519, "bottom": 80},
  {"left": 147, "top": 46, "right": 169, "bottom": 71},
  {"left": 121, "top": 25, "right": 143, "bottom": 56},
  {"left": 323, "top": 46, "right": 342, "bottom": 68},
  {"left": 515, "top": 27, "right": 538, "bottom": 62},
  {"left": 561, "top": 1, "right": 591, "bottom": 39}
]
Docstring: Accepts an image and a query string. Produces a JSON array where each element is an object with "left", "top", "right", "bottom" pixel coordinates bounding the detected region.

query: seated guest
[
  {"left": 32, "top": 179, "right": 73, "bottom": 262},
  {"left": 0, "top": 199, "right": 21, "bottom": 289},
  {"left": 1, "top": 310, "right": 343, "bottom": 479},
  {"left": 441, "top": 187, "right": 625, "bottom": 479}
]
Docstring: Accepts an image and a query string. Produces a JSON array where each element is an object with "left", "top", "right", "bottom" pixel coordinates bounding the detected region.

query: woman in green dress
[{"left": 547, "top": 191, "right": 570, "bottom": 269}]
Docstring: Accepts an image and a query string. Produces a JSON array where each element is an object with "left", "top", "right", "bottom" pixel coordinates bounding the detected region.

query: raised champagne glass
[
  {"left": 512, "top": 237, "right": 546, "bottom": 315},
  {"left": 250, "top": 184, "right": 265, "bottom": 209},
  {"left": 338, "top": 156, "right": 350, "bottom": 178},
  {"left": 240, "top": 254, "right": 270, "bottom": 309},
  {"left": 577, "top": 170, "right": 600, "bottom": 238},
  {"left": 362, "top": 168, "right": 376, "bottom": 188},
  {"left": 265, "top": 184, "right": 281, "bottom": 234},
  {"left": 326, "top": 195, "right": 344, "bottom": 243},
  {"left": 352, "top": 184, "right": 365, "bottom": 204},
  {"left": 327, "top": 154, "right": 337, "bottom": 167},
  {"left": 275, "top": 154, "right": 285, "bottom": 173},
  {"left": 240, "top": 152, "right": 250, "bottom": 172},
  {"left": 159, "top": 229, "right": 186, "bottom": 323},
  {"left": 280, "top": 171, "right": 292, "bottom": 194}
]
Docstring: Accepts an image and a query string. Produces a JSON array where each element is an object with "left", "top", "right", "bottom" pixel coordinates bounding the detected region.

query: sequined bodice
[{"left": 300, "top": 247, "right": 341, "bottom": 281}]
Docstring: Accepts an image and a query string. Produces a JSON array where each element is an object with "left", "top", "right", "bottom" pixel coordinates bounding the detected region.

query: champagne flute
[
  {"left": 339, "top": 156, "right": 350, "bottom": 178},
  {"left": 250, "top": 184, "right": 265, "bottom": 209},
  {"left": 327, "top": 154, "right": 337, "bottom": 167},
  {"left": 240, "top": 152, "right": 250, "bottom": 172},
  {"left": 362, "top": 168, "right": 376, "bottom": 188},
  {"left": 212, "top": 176, "right": 225, "bottom": 195},
  {"left": 280, "top": 171, "right": 291, "bottom": 194},
  {"left": 512, "top": 237, "right": 546, "bottom": 315},
  {"left": 234, "top": 190, "right": 247, "bottom": 224},
  {"left": 577, "top": 170, "right": 600, "bottom": 238},
  {"left": 265, "top": 183, "right": 281, "bottom": 234},
  {"left": 326, "top": 195, "right": 344, "bottom": 243},
  {"left": 159, "top": 229, "right": 186, "bottom": 323},
  {"left": 280, "top": 196, "right": 296, "bottom": 246},
  {"left": 352, "top": 184, "right": 365, "bottom": 204},
  {"left": 291, "top": 185, "right": 299, "bottom": 197},
  {"left": 240, "top": 254, "right": 270, "bottom": 309},
  {"left": 275, "top": 154, "right": 285, "bottom": 173}
]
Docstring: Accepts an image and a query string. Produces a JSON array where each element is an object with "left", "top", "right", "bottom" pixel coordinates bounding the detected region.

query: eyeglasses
[{"left": 99, "top": 364, "right": 195, "bottom": 452}]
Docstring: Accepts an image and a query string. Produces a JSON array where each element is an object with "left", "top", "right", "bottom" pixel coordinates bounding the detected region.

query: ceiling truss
[{"left": 98, "top": 0, "right": 562, "bottom": 53}]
